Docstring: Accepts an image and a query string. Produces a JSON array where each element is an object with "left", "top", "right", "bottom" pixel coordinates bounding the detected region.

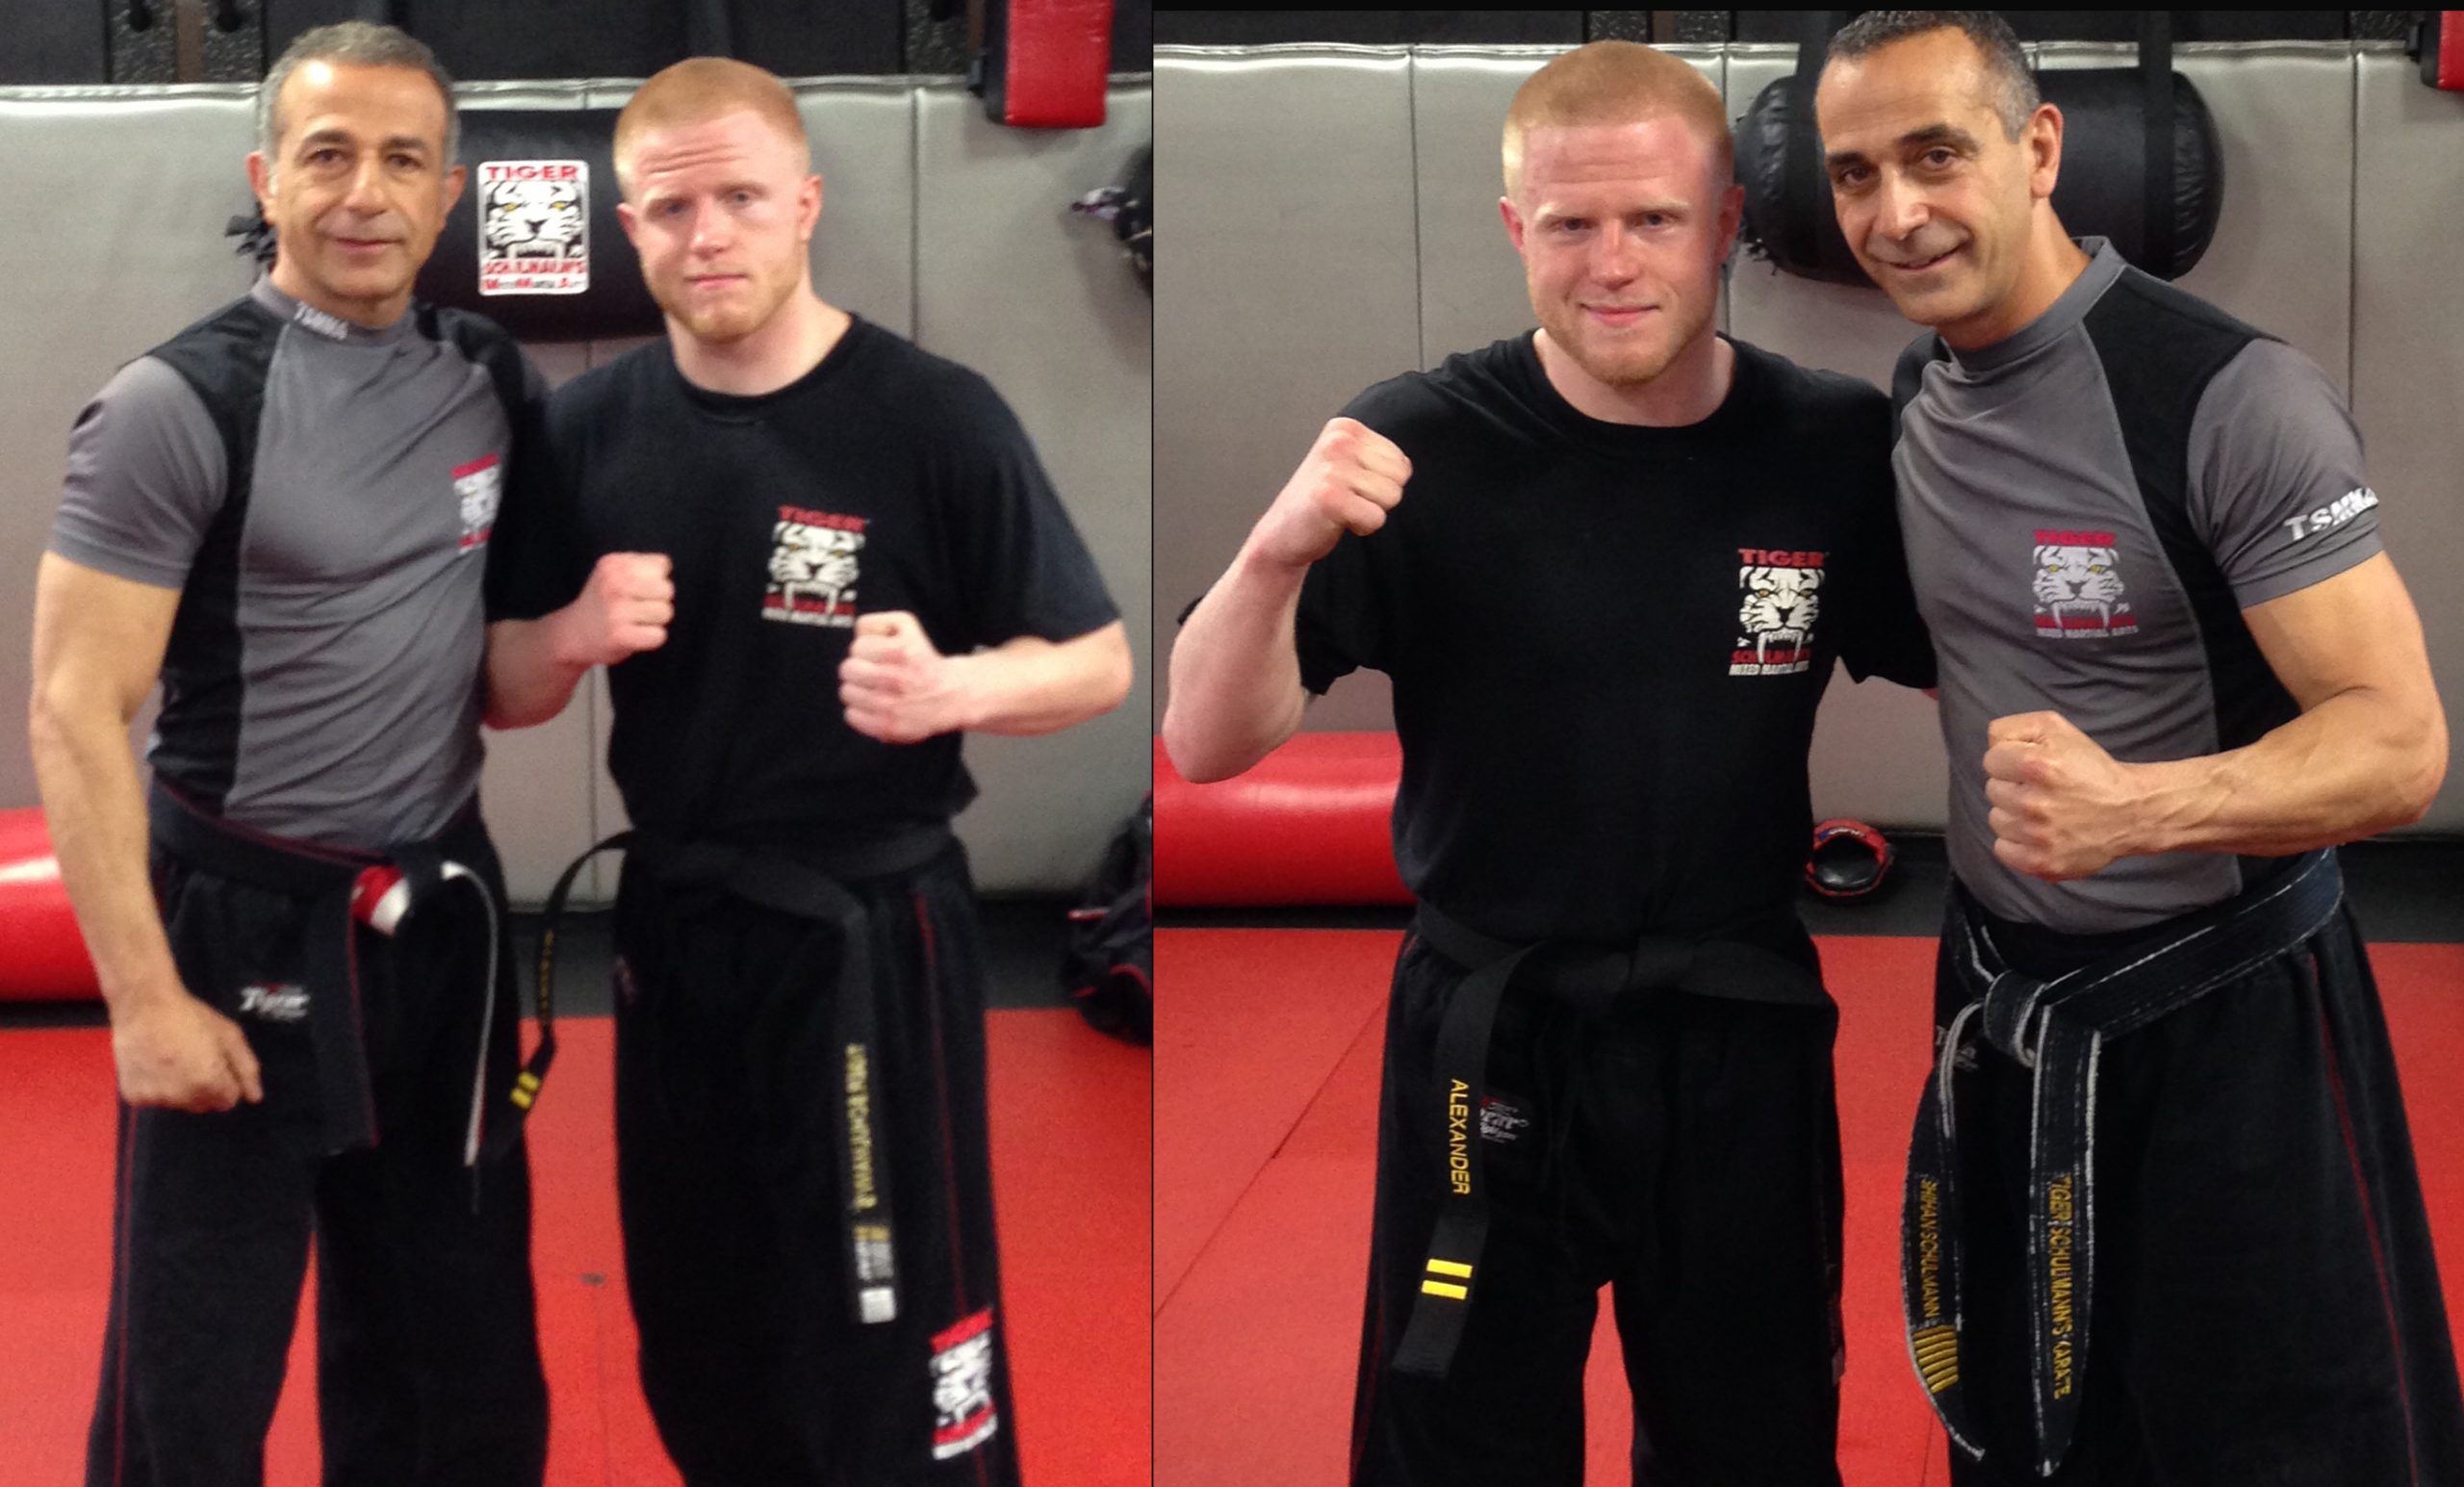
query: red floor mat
[
  {"left": 1157, "top": 931, "right": 2464, "bottom": 1487},
  {"left": 0, "top": 1010, "right": 1149, "bottom": 1486}
]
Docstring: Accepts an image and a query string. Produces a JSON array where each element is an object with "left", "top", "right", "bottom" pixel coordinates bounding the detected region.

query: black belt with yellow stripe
[
  {"left": 537, "top": 823, "right": 954, "bottom": 1327},
  {"left": 1393, "top": 900, "right": 1834, "bottom": 1379},
  {"left": 1907, "top": 849, "right": 2343, "bottom": 1477}
]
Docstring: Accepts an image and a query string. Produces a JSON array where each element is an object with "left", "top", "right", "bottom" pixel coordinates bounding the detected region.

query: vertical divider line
[
  {"left": 2346, "top": 45, "right": 2359, "bottom": 402},
  {"left": 912, "top": 83, "right": 926, "bottom": 346},
  {"left": 1408, "top": 49, "right": 1426, "bottom": 372}
]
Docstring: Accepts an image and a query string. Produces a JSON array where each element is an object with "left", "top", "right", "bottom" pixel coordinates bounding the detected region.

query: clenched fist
[
  {"left": 563, "top": 552, "right": 673, "bottom": 667},
  {"left": 113, "top": 987, "right": 264, "bottom": 1113},
  {"left": 840, "top": 611, "right": 968, "bottom": 744},
  {"left": 1982, "top": 711, "right": 2142, "bottom": 882},
  {"left": 1246, "top": 417, "right": 1412, "bottom": 570}
]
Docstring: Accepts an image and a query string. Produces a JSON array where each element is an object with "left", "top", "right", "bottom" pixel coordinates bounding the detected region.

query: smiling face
[
  {"left": 248, "top": 60, "right": 463, "bottom": 326},
  {"left": 1499, "top": 114, "right": 1740, "bottom": 392},
  {"left": 1813, "top": 28, "right": 2062, "bottom": 346},
  {"left": 616, "top": 107, "right": 820, "bottom": 347}
]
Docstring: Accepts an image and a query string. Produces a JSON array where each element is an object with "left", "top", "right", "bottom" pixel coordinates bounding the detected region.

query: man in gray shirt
[
  {"left": 1812, "top": 13, "right": 2460, "bottom": 1485},
  {"left": 28, "top": 23, "right": 548, "bottom": 1484}
]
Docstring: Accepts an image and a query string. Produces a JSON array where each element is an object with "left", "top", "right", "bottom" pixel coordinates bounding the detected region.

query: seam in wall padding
[{"left": 1154, "top": 733, "right": 1412, "bottom": 908}]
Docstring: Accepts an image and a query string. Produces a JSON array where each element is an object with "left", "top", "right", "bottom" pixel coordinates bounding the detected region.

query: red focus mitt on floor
[
  {"left": 0, "top": 807, "right": 98, "bottom": 1000},
  {"left": 1154, "top": 733, "right": 1412, "bottom": 908}
]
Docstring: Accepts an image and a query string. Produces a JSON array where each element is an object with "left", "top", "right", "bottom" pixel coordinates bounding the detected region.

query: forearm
[
  {"left": 954, "top": 623, "right": 1133, "bottom": 737},
  {"left": 2123, "top": 688, "right": 2447, "bottom": 857},
  {"left": 1161, "top": 546, "right": 1315, "bottom": 782},
  {"left": 26, "top": 693, "right": 185, "bottom": 1016},
  {"left": 482, "top": 613, "right": 591, "bottom": 730}
]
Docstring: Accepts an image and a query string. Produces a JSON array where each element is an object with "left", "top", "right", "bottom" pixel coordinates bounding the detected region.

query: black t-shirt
[
  {"left": 1296, "top": 333, "right": 1934, "bottom": 943},
  {"left": 494, "top": 317, "right": 1119, "bottom": 843}
]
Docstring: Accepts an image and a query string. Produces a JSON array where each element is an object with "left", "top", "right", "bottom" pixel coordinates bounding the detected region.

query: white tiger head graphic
[
  {"left": 2032, "top": 544, "right": 2127, "bottom": 630},
  {"left": 483, "top": 180, "right": 585, "bottom": 259},
  {"left": 769, "top": 522, "right": 863, "bottom": 607},
  {"left": 1738, "top": 565, "right": 1821, "bottom": 663}
]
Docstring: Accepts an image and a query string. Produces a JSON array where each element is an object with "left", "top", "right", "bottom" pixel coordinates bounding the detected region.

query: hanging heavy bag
[
  {"left": 1064, "top": 795, "right": 1151, "bottom": 1044},
  {"left": 1736, "top": 13, "right": 2222, "bottom": 286}
]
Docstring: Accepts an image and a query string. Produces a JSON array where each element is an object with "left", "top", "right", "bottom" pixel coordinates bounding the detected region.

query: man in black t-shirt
[
  {"left": 484, "top": 59, "right": 1130, "bottom": 1486},
  {"left": 1167, "top": 42, "right": 1932, "bottom": 1487}
]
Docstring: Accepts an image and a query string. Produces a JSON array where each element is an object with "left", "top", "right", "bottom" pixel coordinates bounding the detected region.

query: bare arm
[
  {"left": 482, "top": 551, "right": 674, "bottom": 730},
  {"left": 1160, "top": 417, "right": 1412, "bottom": 783},
  {"left": 1984, "top": 554, "right": 2446, "bottom": 879},
  {"left": 954, "top": 620, "right": 1134, "bottom": 736},
  {"left": 2128, "top": 553, "right": 2445, "bottom": 852},
  {"left": 1160, "top": 548, "right": 1313, "bottom": 782},
  {"left": 839, "top": 614, "right": 1132, "bottom": 744},
  {"left": 28, "top": 552, "right": 261, "bottom": 1109}
]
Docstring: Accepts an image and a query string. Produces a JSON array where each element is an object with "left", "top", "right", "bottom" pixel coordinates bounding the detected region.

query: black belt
[
  {"left": 1393, "top": 901, "right": 1834, "bottom": 1380},
  {"left": 147, "top": 780, "right": 514, "bottom": 1166},
  {"left": 1905, "top": 850, "right": 2345, "bottom": 1476},
  {"left": 538, "top": 823, "right": 954, "bottom": 1327}
]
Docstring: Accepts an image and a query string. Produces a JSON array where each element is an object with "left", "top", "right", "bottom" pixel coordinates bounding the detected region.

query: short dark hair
[
  {"left": 1826, "top": 11, "right": 2040, "bottom": 138},
  {"left": 259, "top": 21, "right": 458, "bottom": 168}
]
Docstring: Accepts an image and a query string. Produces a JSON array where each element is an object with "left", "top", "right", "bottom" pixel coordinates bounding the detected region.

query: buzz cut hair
[
  {"left": 1826, "top": 11, "right": 2041, "bottom": 139},
  {"left": 613, "top": 57, "right": 811, "bottom": 198},
  {"left": 1502, "top": 40, "right": 1734, "bottom": 199},
  {"left": 258, "top": 21, "right": 458, "bottom": 168}
]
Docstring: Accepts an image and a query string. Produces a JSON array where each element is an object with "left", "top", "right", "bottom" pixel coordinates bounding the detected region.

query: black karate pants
[
  {"left": 612, "top": 843, "right": 1022, "bottom": 1487},
  {"left": 1942, "top": 901, "right": 2464, "bottom": 1486},
  {"left": 1349, "top": 930, "right": 1847, "bottom": 1487},
  {"left": 87, "top": 832, "right": 548, "bottom": 1487}
]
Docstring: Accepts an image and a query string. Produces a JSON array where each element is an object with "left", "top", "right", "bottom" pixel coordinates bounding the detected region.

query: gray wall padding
[
  {"left": 1154, "top": 42, "right": 2464, "bottom": 835},
  {"left": 0, "top": 77, "right": 1152, "bottom": 903}
]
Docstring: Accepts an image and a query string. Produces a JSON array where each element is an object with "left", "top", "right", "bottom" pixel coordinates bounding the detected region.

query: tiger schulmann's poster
[{"left": 478, "top": 160, "right": 589, "bottom": 295}]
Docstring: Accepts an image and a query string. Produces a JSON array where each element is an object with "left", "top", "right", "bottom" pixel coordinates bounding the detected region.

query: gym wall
[
  {"left": 1154, "top": 41, "right": 2464, "bottom": 834},
  {"left": 0, "top": 74, "right": 1153, "bottom": 903}
]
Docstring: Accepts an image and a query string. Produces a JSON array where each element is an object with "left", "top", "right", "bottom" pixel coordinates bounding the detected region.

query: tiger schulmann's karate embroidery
[
  {"left": 2030, "top": 529, "right": 2138, "bottom": 639},
  {"left": 1731, "top": 547, "right": 1824, "bottom": 677},
  {"left": 478, "top": 160, "right": 589, "bottom": 295},
  {"left": 763, "top": 505, "right": 867, "bottom": 628}
]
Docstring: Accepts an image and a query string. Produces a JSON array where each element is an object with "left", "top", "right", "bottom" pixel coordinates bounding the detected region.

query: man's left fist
[
  {"left": 1982, "top": 711, "right": 2140, "bottom": 883},
  {"left": 840, "top": 611, "right": 969, "bottom": 744}
]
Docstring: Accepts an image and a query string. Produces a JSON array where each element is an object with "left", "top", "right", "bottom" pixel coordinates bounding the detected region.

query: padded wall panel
[
  {"left": 2043, "top": 42, "right": 2354, "bottom": 392},
  {"left": 1410, "top": 48, "right": 1552, "bottom": 365},
  {"left": 918, "top": 81, "right": 1154, "bottom": 892},
  {"left": 1153, "top": 47, "right": 1421, "bottom": 736},
  {"left": 0, "top": 87, "right": 258, "bottom": 819},
  {"left": 2353, "top": 51, "right": 2464, "bottom": 833},
  {"left": 796, "top": 81, "right": 920, "bottom": 338}
]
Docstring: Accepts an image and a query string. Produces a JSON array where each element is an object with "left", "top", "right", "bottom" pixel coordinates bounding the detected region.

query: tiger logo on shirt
[
  {"left": 1732, "top": 549, "right": 1824, "bottom": 677},
  {"left": 2031, "top": 531, "right": 2138, "bottom": 639},
  {"left": 763, "top": 505, "right": 868, "bottom": 628}
]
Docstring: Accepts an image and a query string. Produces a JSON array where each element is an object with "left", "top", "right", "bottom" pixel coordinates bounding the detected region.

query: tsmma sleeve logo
[{"left": 478, "top": 160, "right": 588, "bottom": 295}]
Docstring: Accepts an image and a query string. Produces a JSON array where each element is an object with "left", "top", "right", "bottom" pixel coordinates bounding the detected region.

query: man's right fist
[
  {"left": 1248, "top": 418, "right": 1412, "bottom": 570},
  {"left": 565, "top": 552, "right": 674, "bottom": 666}
]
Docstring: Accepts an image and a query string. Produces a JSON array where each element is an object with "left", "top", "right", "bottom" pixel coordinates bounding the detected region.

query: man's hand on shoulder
[
  {"left": 1246, "top": 417, "right": 1412, "bottom": 570},
  {"left": 1982, "top": 711, "right": 2149, "bottom": 882},
  {"left": 841, "top": 611, "right": 970, "bottom": 744}
]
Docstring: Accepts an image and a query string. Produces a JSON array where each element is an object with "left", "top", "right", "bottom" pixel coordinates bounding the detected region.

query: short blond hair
[
  {"left": 1502, "top": 41, "right": 1733, "bottom": 197},
  {"left": 613, "top": 57, "right": 809, "bottom": 196}
]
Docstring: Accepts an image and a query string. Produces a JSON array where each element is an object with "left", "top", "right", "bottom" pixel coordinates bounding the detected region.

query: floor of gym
[
  {"left": 0, "top": 897, "right": 1150, "bottom": 1487},
  {"left": 1156, "top": 837, "right": 2464, "bottom": 1486}
]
